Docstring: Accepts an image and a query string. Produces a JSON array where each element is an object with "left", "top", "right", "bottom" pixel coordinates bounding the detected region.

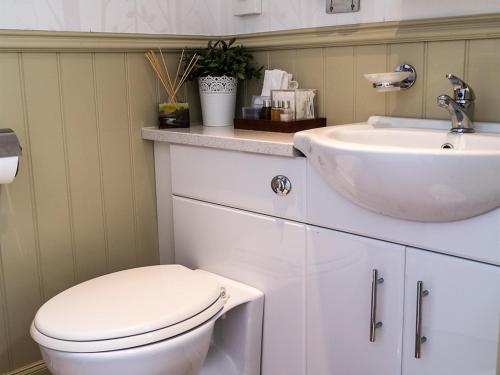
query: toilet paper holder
[{"left": 0, "top": 128, "right": 22, "bottom": 178}]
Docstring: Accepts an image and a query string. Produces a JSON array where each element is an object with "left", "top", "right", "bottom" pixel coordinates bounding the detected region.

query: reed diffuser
[{"left": 145, "top": 49, "right": 199, "bottom": 128}]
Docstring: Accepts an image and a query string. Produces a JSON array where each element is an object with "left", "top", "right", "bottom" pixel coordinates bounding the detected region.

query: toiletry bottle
[
  {"left": 280, "top": 101, "right": 294, "bottom": 122},
  {"left": 260, "top": 99, "right": 272, "bottom": 120},
  {"left": 271, "top": 100, "right": 283, "bottom": 121}
]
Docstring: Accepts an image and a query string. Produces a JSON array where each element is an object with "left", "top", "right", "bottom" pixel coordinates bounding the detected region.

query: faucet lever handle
[{"left": 446, "top": 74, "right": 475, "bottom": 101}]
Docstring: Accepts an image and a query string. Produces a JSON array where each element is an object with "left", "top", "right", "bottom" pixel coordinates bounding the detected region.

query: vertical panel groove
[
  {"left": 464, "top": 40, "right": 470, "bottom": 81},
  {"left": 385, "top": 44, "right": 391, "bottom": 115},
  {"left": 352, "top": 46, "right": 357, "bottom": 121},
  {"left": 0, "top": 237, "right": 13, "bottom": 370},
  {"left": 321, "top": 48, "right": 326, "bottom": 116},
  {"left": 56, "top": 52, "right": 78, "bottom": 283},
  {"left": 421, "top": 42, "right": 429, "bottom": 118},
  {"left": 91, "top": 52, "right": 110, "bottom": 273},
  {"left": 18, "top": 53, "right": 45, "bottom": 302},
  {"left": 124, "top": 53, "right": 140, "bottom": 267}
]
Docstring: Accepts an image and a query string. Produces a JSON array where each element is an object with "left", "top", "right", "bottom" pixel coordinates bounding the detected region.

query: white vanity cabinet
[
  {"left": 403, "top": 248, "right": 500, "bottom": 375},
  {"left": 306, "top": 226, "right": 406, "bottom": 375},
  {"left": 152, "top": 140, "right": 500, "bottom": 375}
]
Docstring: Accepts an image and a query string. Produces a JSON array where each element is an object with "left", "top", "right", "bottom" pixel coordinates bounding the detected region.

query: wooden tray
[{"left": 234, "top": 118, "right": 326, "bottom": 133}]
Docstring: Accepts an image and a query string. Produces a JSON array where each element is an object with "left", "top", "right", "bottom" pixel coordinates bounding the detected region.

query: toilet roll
[
  {"left": 0, "top": 156, "right": 19, "bottom": 184},
  {"left": 0, "top": 129, "right": 22, "bottom": 185}
]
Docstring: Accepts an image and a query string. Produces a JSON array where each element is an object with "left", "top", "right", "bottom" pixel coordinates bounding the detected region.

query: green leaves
[{"left": 185, "top": 39, "right": 263, "bottom": 81}]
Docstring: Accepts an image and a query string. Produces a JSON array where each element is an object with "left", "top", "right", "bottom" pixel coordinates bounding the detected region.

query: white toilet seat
[{"left": 31, "top": 265, "right": 228, "bottom": 353}]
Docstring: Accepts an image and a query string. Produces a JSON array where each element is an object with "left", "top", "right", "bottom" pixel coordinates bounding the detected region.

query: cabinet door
[
  {"left": 306, "top": 226, "right": 406, "bottom": 375},
  {"left": 174, "top": 196, "right": 307, "bottom": 375},
  {"left": 403, "top": 248, "right": 500, "bottom": 375}
]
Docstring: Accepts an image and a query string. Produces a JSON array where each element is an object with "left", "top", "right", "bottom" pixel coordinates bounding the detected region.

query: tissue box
[{"left": 271, "top": 89, "right": 318, "bottom": 120}]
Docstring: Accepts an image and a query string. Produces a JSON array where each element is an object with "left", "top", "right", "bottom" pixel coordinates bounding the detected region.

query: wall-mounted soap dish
[{"left": 364, "top": 63, "right": 417, "bottom": 92}]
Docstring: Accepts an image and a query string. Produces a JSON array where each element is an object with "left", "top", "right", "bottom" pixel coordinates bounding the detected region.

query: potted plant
[{"left": 187, "top": 39, "right": 263, "bottom": 127}]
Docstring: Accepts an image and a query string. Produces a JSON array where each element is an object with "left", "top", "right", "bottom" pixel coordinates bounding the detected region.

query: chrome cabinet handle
[
  {"left": 271, "top": 175, "right": 292, "bottom": 196},
  {"left": 369, "top": 269, "right": 384, "bottom": 342},
  {"left": 415, "top": 281, "right": 430, "bottom": 358}
]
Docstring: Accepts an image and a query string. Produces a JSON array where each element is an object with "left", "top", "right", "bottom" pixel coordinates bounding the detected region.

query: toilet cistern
[{"left": 437, "top": 74, "right": 475, "bottom": 133}]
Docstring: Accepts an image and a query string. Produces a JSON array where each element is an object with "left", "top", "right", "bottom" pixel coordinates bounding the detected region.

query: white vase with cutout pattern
[{"left": 198, "top": 76, "right": 238, "bottom": 127}]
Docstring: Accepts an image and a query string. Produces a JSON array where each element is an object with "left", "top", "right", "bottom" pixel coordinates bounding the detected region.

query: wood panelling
[
  {"left": 240, "top": 39, "right": 500, "bottom": 125},
  {"left": 125, "top": 53, "right": 159, "bottom": 267},
  {"left": 0, "top": 51, "right": 159, "bottom": 373},
  {"left": 245, "top": 51, "right": 269, "bottom": 107},
  {"left": 0, "top": 53, "right": 42, "bottom": 369},
  {"left": 468, "top": 39, "right": 500, "bottom": 122},
  {"left": 59, "top": 53, "right": 107, "bottom": 282},
  {"left": 324, "top": 47, "right": 355, "bottom": 125},
  {"left": 295, "top": 48, "right": 325, "bottom": 116},
  {"left": 94, "top": 53, "right": 138, "bottom": 273},
  {"left": 388, "top": 43, "right": 425, "bottom": 118},
  {"left": 354, "top": 45, "right": 388, "bottom": 122},
  {"left": 425, "top": 41, "right": 466, "bottom": 119},
  {"left": 23, "top": 53, "right": 75, "bottom": 301}
]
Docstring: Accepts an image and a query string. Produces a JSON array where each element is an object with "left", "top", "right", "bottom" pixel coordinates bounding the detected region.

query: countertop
[{"left": 141, "top": 125, "right": 301, "bottom": 157}]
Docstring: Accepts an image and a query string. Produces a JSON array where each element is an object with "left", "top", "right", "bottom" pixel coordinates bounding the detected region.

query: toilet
[{"left": 30, "top": 265, "right": 264, "bottom": 375}]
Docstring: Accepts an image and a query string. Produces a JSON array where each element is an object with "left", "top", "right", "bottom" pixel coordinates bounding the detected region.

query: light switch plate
[
  {"left": 233, "top": 0, "right": 262, "bottom": 16},
  {"left": 326, "top": 0, "right": 360, "bottom": 13}
]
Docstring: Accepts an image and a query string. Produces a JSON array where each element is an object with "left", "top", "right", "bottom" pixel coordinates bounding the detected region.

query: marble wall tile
[
  {"left": 0, "top": 0, "right": 222, "bottom": 35},
  {"left": 384, "top": 0, "right": 500, "bottom": 22},
  {"left": 0, "top": 0, "right": 498, "bottom": 35}
]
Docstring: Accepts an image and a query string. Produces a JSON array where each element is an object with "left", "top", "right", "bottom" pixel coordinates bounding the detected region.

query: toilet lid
[{"left": 34, "top": 265, "right": 224, "bottom": 342}]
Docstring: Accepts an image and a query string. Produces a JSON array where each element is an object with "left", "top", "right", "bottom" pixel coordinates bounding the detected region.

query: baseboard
[{"left": 3, "top": 361, "right": 48, "bottom": 375}]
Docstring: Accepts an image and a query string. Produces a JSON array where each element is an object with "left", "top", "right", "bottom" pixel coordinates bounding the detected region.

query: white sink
[{"left": 294, "top": 116, "right": 500, "bottom": 222}]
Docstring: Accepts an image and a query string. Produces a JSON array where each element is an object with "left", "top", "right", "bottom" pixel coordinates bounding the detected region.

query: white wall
[
  {"left": 0, "top": 0, "right": 224, "bottom": 35},
  {"left": 222, "top": 0, "right": 500, "bottom": 35},
  {"left": 0, "top": 0, "right": 498, "bottom": 36}
]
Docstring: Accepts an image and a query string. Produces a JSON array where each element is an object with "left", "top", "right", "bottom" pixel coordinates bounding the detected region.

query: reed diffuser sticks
[{"left": 144, "top": 49, "right": 199, "bottom": 103}]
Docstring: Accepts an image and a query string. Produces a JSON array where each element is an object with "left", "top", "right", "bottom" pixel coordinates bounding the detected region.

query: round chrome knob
[{"left": 271, "top": 175, "right": 292, "bottom": 196}]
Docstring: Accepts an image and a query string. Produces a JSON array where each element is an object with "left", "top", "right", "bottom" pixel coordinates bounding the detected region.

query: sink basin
[{"left": 294, "top": 116, "right": 500, "bottom": 222}]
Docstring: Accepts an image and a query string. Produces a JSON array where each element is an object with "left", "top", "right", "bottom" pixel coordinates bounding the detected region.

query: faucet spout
[{"left": 437, "top": 95, "right": 474, "bottom": 133}]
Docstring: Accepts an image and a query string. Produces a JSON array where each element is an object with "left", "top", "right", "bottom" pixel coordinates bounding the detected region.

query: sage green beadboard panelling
[
  {"left": 94, "top": 53, "right": 138, "bottom": 273},
  {"left": 354, "top": 45, "right": 388, "bottom": 122},
  {"left": 0, "top": 266, "right": 9, "bottom": 373},
  {"left": 245, "top": 51, "right": 269, "bottom": 105},
  {"left": 125, "top": 53, "right": 159, "bottom": 267},
  {"left": 186, "top": 81, "right": 202, "bottom": 124},
  {"left": 424, "top": 41, "right": 466, "bottom": 119},
  {"left": 388, "top": 43, "right": 425, "bottom": 118},
  {"left": 295, "top": 48, "right": 325, "bottom": 117},
  {"left": 324, "top": 47, "right": 355, "bottom": 125},
  {"left": 0, "top": 53, "right": 42, "bottom": 369},
  {"left": 0, "top": 51, "right": 161, "bottom": 373},
  {"left": 468, "top": 39, "right": 500, "bottom": 123},
  {"left": 22, "top": 53, "right": 76, "bottom": 300},
  {"left": 59, "top": 53, "right": 108, "bottom": 282},
  {"left": 240, "top": 39, "right": 500, "bottom": 125},
  {"left": 269, "top": 50, "right": 297, "bottom": 76}
]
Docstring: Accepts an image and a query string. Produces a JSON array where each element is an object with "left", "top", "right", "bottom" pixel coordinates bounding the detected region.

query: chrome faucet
[{"left": 437, "top": 74, "right": 475, "bottom": 133}]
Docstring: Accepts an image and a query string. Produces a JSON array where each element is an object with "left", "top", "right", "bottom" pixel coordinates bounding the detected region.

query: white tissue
[
  {"left": 0, "top": 156, "right": 19, "bottom": 184},
  {"left": 261, "top": 69, "right": 291, "bottom": 97}
]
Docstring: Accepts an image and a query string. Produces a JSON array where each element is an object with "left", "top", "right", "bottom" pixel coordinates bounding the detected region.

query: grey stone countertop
[{"left": 141, "top": 125, "right": 302, "bottom": 158}]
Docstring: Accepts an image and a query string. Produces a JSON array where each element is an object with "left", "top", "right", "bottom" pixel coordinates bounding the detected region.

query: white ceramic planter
[{"left": 198, "top": 76, "right": 238, "bottom": 127}]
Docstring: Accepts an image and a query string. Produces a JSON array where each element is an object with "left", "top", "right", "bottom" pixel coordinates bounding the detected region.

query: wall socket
[
  {"left": 233, "top": 0, "right": 262, "bottom": 16},
  {"left": 326, "top": 0, "right": 360, "bottom": 14}
]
